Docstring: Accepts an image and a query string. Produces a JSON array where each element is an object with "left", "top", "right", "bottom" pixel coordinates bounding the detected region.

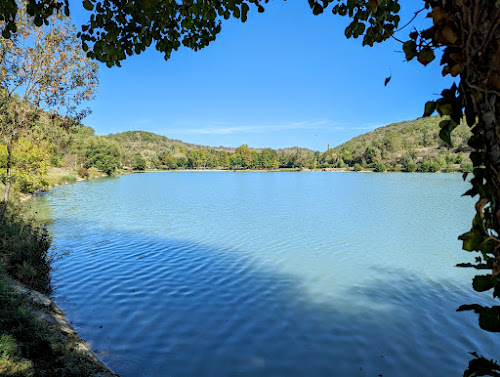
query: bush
[
  {"left": 130, "top": 153, "right": 147, "bottom": 170},
  {"left": 354, "top": 163, "right": 363, "bottom": 172},
  {"left": 402, "top": 155, "right": 417, "bottom": 172},
  {"left": 373, "top": 163, "right": 386, "bottom": 172},
  {"left": 85, "top": 138, "right": 121, "bottom": 175},
  {"left": 0, "top": 211, "right": 52, "bottom": 293},
  {"left": 460, "top": 161, "right": 473, "bottom": 173},
  {"left": 418, "top": 158, "right": 442, "bottom": 172},
  {"left": 77, "top": 167, "right": 89, "bottom": 179}
]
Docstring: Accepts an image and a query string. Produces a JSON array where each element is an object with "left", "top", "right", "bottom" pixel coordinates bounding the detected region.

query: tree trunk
[
  {"left": 461, "top": 2, "right": 500, "bottom": 219},
  {"left": 1, "top": 139, "right": 13, "bottom": 220},
  {"left": 457, "top": 1, "right": 500, "bottom": 269},
  {"left": 481, "top": 94, "right": 500, "bottom": 233}
]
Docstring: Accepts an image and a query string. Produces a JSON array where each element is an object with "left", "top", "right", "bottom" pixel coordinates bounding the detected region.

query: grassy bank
[
  {"left": 0, "top": 188, "right": 116, "bottom": 376},
  {"left": 0, "top": 266, "right": 115, "bottom": 376}
]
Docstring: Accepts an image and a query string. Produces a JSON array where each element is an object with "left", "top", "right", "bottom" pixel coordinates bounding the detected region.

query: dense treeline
[
  {"left": 105, "top": 131, "right": 317, "bottom": 170},
  {"left": 0, "top": 100, "right": 474, "bottom": 200},
  {"left": 106, "top": 116, "right": 473, "bottom": 173}
]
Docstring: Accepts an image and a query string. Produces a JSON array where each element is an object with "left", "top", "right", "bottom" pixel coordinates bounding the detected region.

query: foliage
[
  {"left": 130, "top": 153, "right": 147, "bottom": 171},
  {"left": 84, "top": 137, "right": 121, "bottom": 175},
  {"left": 353, "top": 163, "right": 363, "bottom": 172},
  {"left": 334, "top": 116, "right": 472, "bottom": 172},
  {"left": 417, "top": 157, "right": 442, "bottom": 173},
  {"left": 0, "top": 2, "right": 98, "bottom": 115},
  {"left": 235, "top": 144, "right": 252, "bottom": 168},
  {"left": 3, "top": 2, "right": 500, "bottom": 373},
  {"left": 0, "top": 267, "right": 107, "bottom": 376},
  {"left": 401, "top": 154, "right": 417, "bottom": 173},
  {"left": 0, "top": 0, "right": 98, "bottom": 216},
  {"left": 0, "top": 208, "right": 52, "bottom": 293},
  {"left": 373, "top": 163, "right": 386, "bottom": 172},
  {"left": 0, "top": 137, "right": 50, "bottom": 193}
]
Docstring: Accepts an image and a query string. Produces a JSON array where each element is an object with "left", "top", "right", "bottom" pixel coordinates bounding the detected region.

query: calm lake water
[{"left": 30, "top": 172, "right": 500, "bottom": 376}]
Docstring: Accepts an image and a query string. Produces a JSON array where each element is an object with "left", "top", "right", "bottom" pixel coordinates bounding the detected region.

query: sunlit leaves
[{"left": 0, "top": 0, "right": 99, "bottom": 156}]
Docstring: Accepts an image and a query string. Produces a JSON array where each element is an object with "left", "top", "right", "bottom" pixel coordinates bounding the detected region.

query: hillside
[
  {"left": 104, "top": 130, "right": 317, "bottom": 170},
  {"left": 0, "top": 106, "right": 474, "bottom": 201},
  {"left": 330, "top": 116, "right": 472, "bottom": 172}
]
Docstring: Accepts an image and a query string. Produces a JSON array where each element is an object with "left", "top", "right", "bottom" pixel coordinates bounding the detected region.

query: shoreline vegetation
[
  {"left": 0, "top": 202, "right": 118, "bottom": 376},
  {"left": 0, "top": 108, "right": 472, "bottom": 375}
]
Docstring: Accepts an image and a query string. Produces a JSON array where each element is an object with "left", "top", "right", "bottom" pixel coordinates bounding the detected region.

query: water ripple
[{"left": 27, "top": 172, "right": 500, "bottom": 377}]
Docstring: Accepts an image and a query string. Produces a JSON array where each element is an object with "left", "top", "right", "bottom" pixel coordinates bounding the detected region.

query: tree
[
  {"left": 130, "top": 153, "right": 147, "bottom": 171},
  {"left": 84, "top": 138, "right": 121, "bottom": 175},
  {"left": 235, "top": 144, "right": 252, "bottom": 168},
  {"left": 363, "top": 146, "right": 380, "bottom": 165},
  {"left": 260, "top": 148, "right": 278, "bottom": 168},
  {"left": 0, "top": 1, "right": 98, "bottom": 218},
  {"left": 5, "top": 0, "right": 500, "bottom": 372}
]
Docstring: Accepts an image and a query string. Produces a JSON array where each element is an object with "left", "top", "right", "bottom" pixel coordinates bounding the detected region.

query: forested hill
[
  {"left": 104, "top": 130, "right": 317, "bottom": 170},
  {"left": 1, "top": 107, "right": 474, "bottom": 200},
  {"left": 330, "top": 116, "right": 473, "bottom": 172}
]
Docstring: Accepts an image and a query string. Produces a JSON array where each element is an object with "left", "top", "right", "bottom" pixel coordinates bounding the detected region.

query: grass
[
  {"left": 0, "top": 206, "right": 115, "bottom": 376},
  {"left": 0, "top": 269, "right": 107, "bottom": 376},
  {"left": 46, "top": 170, "right": 77, "bottom": 187}
]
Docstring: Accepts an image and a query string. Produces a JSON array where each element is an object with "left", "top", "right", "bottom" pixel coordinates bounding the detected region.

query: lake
[{"left": 30, "top": 172, "right": 500, "bottom": 376}]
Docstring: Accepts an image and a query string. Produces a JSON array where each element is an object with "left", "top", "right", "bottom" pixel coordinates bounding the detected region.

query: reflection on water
[{"left": 30, "top": 172, "right": 500, "bottom": 376}]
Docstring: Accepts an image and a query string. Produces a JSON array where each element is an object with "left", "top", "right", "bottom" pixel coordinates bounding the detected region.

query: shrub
[
  {"left": 77, "top": 167, "right": 89, "bottom": 179},
  {"left": 373, "top": 163, "right": 386, "bottom": 172},
  {"left": 418, "top": 158, "right": 442, "bottom": 172},
  {"left": 87, "top": 167, "right": 101, "bottom": 179},
  {"left": 85, "top": 138, "right": 121, "bottom": 175},
  {"left": 0, "top": 211, "right": 52, "bottom": 293},
  {"left": 130, "top": 153, "right": 147, "bottom": 170},
  {"left": 402, "top": 155, "right": 417, "bottom": 172},
  {"left": 354, "top": 163, "right": 363, "bottom": 172},
  {"left": 460, "top": 161, "right": 473, "bottom": 173}
]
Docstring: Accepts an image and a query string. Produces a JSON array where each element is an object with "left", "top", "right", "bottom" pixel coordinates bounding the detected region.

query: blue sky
[{"left": 71, "top": 1, "right": 454, "bottom": 152}]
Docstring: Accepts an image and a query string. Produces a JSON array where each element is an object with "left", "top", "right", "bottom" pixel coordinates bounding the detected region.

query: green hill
[
  {"left": 329, "top": 116, "right": 472, "bottom": 172},
  {"left": 0, "top": 101, "right": 474, "bottom": 202}
]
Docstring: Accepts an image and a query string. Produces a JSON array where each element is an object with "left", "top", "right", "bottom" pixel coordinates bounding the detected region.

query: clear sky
[{"left": 70, "top": 1, "right": 454, "bottom": 152}]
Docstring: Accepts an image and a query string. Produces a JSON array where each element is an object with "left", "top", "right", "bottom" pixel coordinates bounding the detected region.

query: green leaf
[
  {"left": 417, "top": 47, "right": 435, "bottom": 66},
  {"left": 403, "top": 40, "right": 417, "bottom": 61},
  {"left": 436, "top": 101, "right": 453, "bottom": 116},
  {"left": 354, "top": 22, "right": 365, "bottom": 37},
  {"left": 83, "top": 0, "right": 93, "bottom": 11},
  {"left": 458, "top": 229, "right": 484, "bottom": 251},
  {"left": 438, "top": 119, "right": 457, "bottom": 146},
  {"left": 472, "top": 275, "right": 497, "bottom": 292},
  {"left": 423, "top": 101, "right": 436, "bottom": 117}
]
